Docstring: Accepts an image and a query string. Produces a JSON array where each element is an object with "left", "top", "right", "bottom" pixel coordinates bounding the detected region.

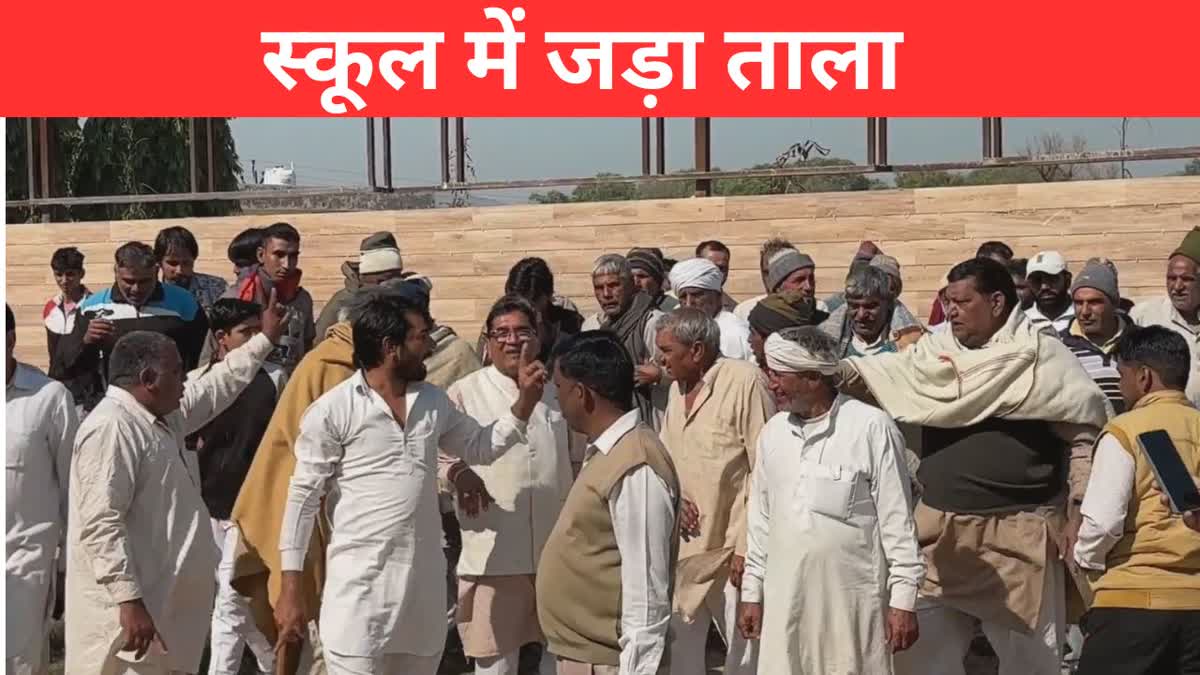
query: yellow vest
[{"left": 1091, "top": 390, "right": 1200, "bottom": 609}]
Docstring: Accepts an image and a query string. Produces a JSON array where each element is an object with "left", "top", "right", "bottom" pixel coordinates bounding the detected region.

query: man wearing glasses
[{"left": 439, "top": 295, "right": 583, "bottom": 675}]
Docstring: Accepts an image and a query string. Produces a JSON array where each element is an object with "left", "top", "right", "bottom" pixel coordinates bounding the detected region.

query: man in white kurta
[
  {"left": 441, "top": 297, "right": 580, "bottom": 675},
  {"left": 669, "top": 258, "right": 755, "bottom": 362},
  {"left": 7, "top": 305, "right": 79, "bottom": 675},
  {"left": 276, "top": 295, "right": 546, "bottom": 675},
  {"left": 67, "top": 327, "right": 281, "bottom": 675},
  {"left": 739, "top": 328, "right": 924, "bottom": 674}
]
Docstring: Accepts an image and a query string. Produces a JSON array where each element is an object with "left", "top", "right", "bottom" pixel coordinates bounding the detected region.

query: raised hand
[
  {"left": 83, "top": 318, "right": 115, "bottom": 346},
  {"left": 512, "top": 340, "right": 547, "bottom": 421},
  {"left": 260, "top": 287, "right": 290, "bottom": 345},
  {"left": 633, "top": 361, "right": 662, "bottom": 387}
]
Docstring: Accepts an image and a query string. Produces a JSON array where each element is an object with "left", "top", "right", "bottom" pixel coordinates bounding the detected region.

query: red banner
[{"left": 3, "top": 0, "right": 1197, "bottom": 116}]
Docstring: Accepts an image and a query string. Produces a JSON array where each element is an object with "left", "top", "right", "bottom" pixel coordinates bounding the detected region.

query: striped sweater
[{"left": 1059, "top": 319, "right": 1127, "bottom": 414}]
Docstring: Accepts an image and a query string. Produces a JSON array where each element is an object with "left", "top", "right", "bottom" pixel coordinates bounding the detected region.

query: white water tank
[{"left": 262, "top": 163, "right": 296, "bottom": 186}]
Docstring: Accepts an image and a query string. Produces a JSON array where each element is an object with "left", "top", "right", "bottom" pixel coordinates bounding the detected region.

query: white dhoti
[
  {"left": 669, "top": 580, "right": 757, "bottom": 675},
  {"left": 209, "top": 520, "right": 276, "bottom": 675}
]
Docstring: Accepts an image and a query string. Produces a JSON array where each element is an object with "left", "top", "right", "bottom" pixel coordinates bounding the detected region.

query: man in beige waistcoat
[
  {"left": 537, "top": 331, "right": 681, "bottom": 675},
  {"left": 441, "top": 296, "right": 582, "bottom": 675},
  {"left": 653, "top": 308, "right": 774, "bottom": 675}
]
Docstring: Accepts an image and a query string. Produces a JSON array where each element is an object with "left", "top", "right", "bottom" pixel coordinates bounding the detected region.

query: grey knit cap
[
  {"left": 765, "top": 249, "right": 815, "bottom": 292},
  {"left": 1070, "top": 258, "right": 1120, "bottom": 305}
]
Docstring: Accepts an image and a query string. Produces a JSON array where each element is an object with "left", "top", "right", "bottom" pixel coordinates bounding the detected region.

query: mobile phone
[
  {"left": 1137, "top": 430, "right": 1200, "bottom": 514},
  {"left": 87, "top": 307, "right": 114, "bottom": 320}
]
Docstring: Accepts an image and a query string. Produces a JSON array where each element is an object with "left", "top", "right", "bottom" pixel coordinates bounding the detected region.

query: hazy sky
[{"left": 230, "top": 117, "right": 1199, "bottom": 202}]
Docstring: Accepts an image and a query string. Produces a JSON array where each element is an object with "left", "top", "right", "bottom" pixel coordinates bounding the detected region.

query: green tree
[
  {"left": 1180, "top": 158, "right": 1200, "bottom": 176},
  {"left": 71, "top": 118, "right": 242, "bottom": 221},
  {"left": 5, "top": 118, "right": 82, "bottom": 223}
]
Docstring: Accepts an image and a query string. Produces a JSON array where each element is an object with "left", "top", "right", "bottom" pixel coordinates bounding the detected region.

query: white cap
[{"left": 1027, "top": 250, "right": 1067, "bottom": 277}]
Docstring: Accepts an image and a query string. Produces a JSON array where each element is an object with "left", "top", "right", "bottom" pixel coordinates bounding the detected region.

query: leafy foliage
[
  {"left": 5, "top": 118, "right": 82, "bottom": 223},
  {"left": 71, "top": 118, "right": 243, "bottom": 221}
]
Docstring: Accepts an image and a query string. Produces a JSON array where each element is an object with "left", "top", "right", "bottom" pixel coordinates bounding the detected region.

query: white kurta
[
  {"left": 742, "top": 395, "right": 923, "bottom": 675},
  {"left": 279, "top": 372, "right": 529, "bottom": 658},
  {"left": 6, "top": 363, "right": 78, "bottom": 673},
  {"left": 445, "top": 366, "right": 579, "bottom": 576},
  {"left": 1130, "top": 296, "right": 1200, "bottom": 407},
  {"left": 714, "top": 310, "right": 755, "bottom": 362},
  {"left": 66, "top": 333, "right": 275, "bottom": 675}
]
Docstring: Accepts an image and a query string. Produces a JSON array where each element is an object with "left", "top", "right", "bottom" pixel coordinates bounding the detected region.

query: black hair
[
  {"left": 505, "top": 257, "right": 555, "bottom": 301},
  {"left": 262, "top": 222, "right": 301, "bottom": 246},
  {"left": 207, "top": 298, "right": 262, "bottom": 334},
  {"left": 228, "top": 227, "right": 265, "bottom": 268},
  {"left": 6, "top": 304, "right": 15, "bottom": 333},
  {"left": 1008, "top": 257, "right": 1028, "bottom": 278},
  {"left": 696, "top": 240, "right": 731, "bottom": 257},
  {"left": 947, "top": 257, "right": 1018, "bottom": 311},
  {"left": 351, "top": 293, "right": 424, "bottom": 369},
  {"left": 976, "top": 241, "right": 1014, "bottom": 261},
  {"left": 114, "top": 242, "right": 158, "bottom": 270},
  {"left": 154, "top": 226, "right": 200, "bottom": 261},
  {"left": 108, "top": 331, "right": 174, "bottom": 387},
  {"left": 51, "top": 247, "right": 85, "bottom": 273},
  {"left": 551, "top": 330, "right": 634, "bottom": 411},
  {"left": 1117, "top": 325, "right": 1191, "bottom": 390},
  {"left": 486, "top": 295, "right": 540, "bottom": 333}
]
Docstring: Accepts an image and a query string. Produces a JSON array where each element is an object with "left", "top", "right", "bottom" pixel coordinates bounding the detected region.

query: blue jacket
[{"left": 50, "top": 282, "right": 209, "bottom": 411}]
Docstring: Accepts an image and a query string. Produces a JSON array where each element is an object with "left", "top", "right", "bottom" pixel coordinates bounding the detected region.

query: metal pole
[
  {"left": 641, "top": 118, "right": 651, "bottom": 176},
  {"left": 382, "top": 118, "right": 393, "bottom": 190},
  {"left": 992, "top": 117, "right": 1003, "bottom": 158},
  {"left": 205, "top": 118, "right": 216, "bottom": 192},
  {"left": 866, "top": 118, "right": 878, "bottom": 167},
  {"left": 439, "top": 118, "right": 450, "bottom": 186},
  {"left": 39, "top": 118, "right": 51, "bottom": 199},
  {"left": 694, "top": 117, "right": 711, "bottom": 196},
  {"left": 454, "top": 118, "right": 466, "bottom": 184},
  {"left": 982, "top": 118, "right": 992, "bottom": 159},
  {"left": 365, "top": 118, "right": 377, "bottom": 189},
  {"left": 188, "top": 118, "right": 198, "bottom": 193},
  {"left": 655, "top": 118, "right": 666, "bottom": 175},
  {"left": 25, "top": 118, "right": 36, "bottom": 200}
]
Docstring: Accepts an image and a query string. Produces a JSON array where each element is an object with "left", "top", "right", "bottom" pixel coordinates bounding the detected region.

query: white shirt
[
  {"left": 1131, "top": 296, "right": 1200, "bottom": 407},
  {"left": 1074, "top": 433, "right": 1136, "bottom": 571},
  {"left": 67, "top": 333, "right": 275, "bottom": 675},
  {"left": 445, "top": 366, "right": 580, "bottom": 576},
  {"left": 714, "top": 310, "right": 755, "bottom": 362},
  {"left": 733, "top": 294, "right": 767, "bottom": 322},
  {"left": 743, "top": 395, "right": 923, "bottom": 610},
  {"left": 585, "top": 409, "right": 676, "bottom": 675},
  {"left": 280, "top": 371, "right": 529, "bottom": 657},
  {"left": 6, "top": 363, "right": 77, "bottom": 660},
  {"left": 1025, "top": 304, "right": 1075, "bottom": 334}
]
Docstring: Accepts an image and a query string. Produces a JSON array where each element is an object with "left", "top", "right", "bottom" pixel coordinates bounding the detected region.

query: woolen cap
[
  {"left": 1172, "top": 226, "right": 1200, "bottom": 266},
  {"left": 1071, "top": 259, "right": 1120, "bottom": 305},
  {"left": 765, "top": 249, "right": 815, "bottom": 292}
]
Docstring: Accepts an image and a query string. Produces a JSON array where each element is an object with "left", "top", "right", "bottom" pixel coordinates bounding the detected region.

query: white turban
[
  {"left": 359, "top": 247, "right": 404, "bottom": 275},
  {"left": 764, "top": 332, "right": 839, "bottom": 375},
  {"left": 669, "top": 257, "right": 724, "bottom": 293}
]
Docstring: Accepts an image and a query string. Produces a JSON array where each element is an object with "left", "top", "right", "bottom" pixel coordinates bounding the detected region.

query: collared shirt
[
  {"left": 1131, "top": 296, "right": 1200, "bottom": 407},
  {"left": 441, "top": 366, "right": 582, "bottom": 576},
  {"left": 659, "top": 358, "right": 774, "bottom": 618},
  {"left": 1061, "top": 317, "right": 1128, "bottom": 414},
  {"left": 584, "top": 409, "right": 676, "bottom": 675},
  {"left": 66, "top": 333, "right": 275, "bottom": 675},
  {"left": 743, "top": 395, "right": 923, "bottom": 610},
  {"left": 6, "top": 363, "right": 77, "bottom": 659},
  {"left": 279, "top": 371, "right": 529, "bottom": 657},
  {"left": 167, "top": 272, "right": 228, "bottom": 311},
  {"left": 1025, "top": 304, "right": 1075, "bottom": 334},
  {"left": 714, "top": 310, "right": 755, "bottom": 362}
]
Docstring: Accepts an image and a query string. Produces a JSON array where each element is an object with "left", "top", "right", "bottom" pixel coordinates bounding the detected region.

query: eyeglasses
[{"left": 488, "top": 328, "right": 536, "bottom": 342}]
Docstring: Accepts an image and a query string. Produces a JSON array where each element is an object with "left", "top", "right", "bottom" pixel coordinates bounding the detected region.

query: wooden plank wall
[{"left": 7, "top": 175, "right": 1200, "bottom": 370}]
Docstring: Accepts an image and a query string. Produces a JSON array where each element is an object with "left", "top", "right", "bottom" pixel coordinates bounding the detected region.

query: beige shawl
[{"left": 845, "top": 308, "right": 1109, "bottom": 429}]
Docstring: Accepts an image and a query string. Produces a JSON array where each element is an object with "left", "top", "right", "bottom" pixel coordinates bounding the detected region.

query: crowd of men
[{"left": 7, "top": 218, "right": 1200, "bottom": 675}]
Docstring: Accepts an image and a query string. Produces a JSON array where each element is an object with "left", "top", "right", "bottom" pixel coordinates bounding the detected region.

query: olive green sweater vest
[{"left": 536, "top": 423, "right": 681, "bottom": 666}]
